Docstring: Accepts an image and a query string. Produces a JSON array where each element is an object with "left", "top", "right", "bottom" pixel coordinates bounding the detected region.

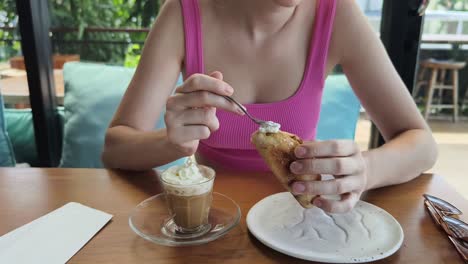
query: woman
[{"left": 102, "top": 0, "right": 438, "bottom": 213}]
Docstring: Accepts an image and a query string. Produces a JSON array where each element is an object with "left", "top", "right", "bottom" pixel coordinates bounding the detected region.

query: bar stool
[{"left": 415, "top": 59, "right": 466, "bottom": 122}]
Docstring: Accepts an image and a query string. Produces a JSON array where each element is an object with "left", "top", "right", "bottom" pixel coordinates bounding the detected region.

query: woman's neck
[{"left": 215, "top": 0, "right": 299, "bottom": 41}]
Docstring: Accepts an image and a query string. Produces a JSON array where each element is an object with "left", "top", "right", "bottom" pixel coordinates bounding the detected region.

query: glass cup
[{"left": 160, "top": 165, "right": 215, "bottom": 237}]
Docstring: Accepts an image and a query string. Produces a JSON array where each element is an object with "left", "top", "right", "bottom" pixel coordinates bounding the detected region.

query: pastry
[{"left": 251, "top": 122, "right": 320, "bottom": 208}]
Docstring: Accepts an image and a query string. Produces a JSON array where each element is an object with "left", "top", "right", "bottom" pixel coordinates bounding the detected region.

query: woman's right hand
[{"left": 164, "top": 71, "right": 244, "bottom": 156}]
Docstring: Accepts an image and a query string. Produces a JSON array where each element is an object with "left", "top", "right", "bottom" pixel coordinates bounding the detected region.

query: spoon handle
[{"left": 223, "top": 96, "right": 264, "bottom": 125}]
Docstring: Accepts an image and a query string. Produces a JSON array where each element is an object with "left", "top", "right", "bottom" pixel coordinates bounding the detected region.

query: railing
[
  {"left": 366, "top": 10, "right": 468, "bottom": 36},
  {"left": 2, "top": 9, "right": 468, "bottom": 62},
  {"left": 364, "top": 10, "right": 468, "bottom": 50},
  {"left": 0, "top": 27, "right": 151, "bottom": 64},
  {"left": 5, "top": 26, "right": 150, "bottom": 45},
  {"left": 2, "top": 10, "right": 468, "bottom": 40},
  {"left": 0, "top": 26, "right": 150, "bottom": 33},
  {"left": 425, "top": 10, "right": 468, "bottom": 35}
]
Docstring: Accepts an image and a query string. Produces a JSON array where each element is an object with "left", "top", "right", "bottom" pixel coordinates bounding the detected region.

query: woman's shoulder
[
  {"left": 157, "top": 0, "right": 184, "bottom": 24},
  {"left": 328, "top": 0, "right": 370, "bottom": 64},
  {"left": 334, "top": 0, "right": 362, "bottom": 25},
  {"left": 147, "top": 0, "right": 185, "bottom": 61}
]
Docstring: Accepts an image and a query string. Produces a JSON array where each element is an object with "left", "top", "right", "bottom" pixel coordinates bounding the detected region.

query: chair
[
  {"left": 0, "top": 92, "right": 16, "bottom": 167},
  {"left": 414, "top": 59, "right": 466, "bottom": 122}
]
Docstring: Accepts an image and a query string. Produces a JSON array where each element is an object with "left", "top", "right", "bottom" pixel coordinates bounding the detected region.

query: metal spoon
[
  {"left": 443, "top": 216, "right": 468, "bottom": 242},
  {"left": 223, "top": 96, "right": 267, "bottom": 125},
  {"left": 424, "top": 195, "right": 468, "bottom": 262},
  {"left": 448, "top": 236, "right": 468, "bottom": 262},
  {"left": 423, "top": 194, "right": 462, "bottom": 215}
]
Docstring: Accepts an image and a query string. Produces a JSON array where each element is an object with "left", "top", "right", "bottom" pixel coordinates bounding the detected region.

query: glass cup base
[{"left": 161, "top": 218, "right": 211, "bottom": 239}]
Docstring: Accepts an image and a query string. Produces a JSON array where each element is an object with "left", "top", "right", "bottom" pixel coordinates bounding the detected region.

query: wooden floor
[{"left": 355, "top": 115, "right": 468, "bottom": 199}]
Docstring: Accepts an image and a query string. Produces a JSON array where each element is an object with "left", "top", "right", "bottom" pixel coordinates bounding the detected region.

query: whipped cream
[
  {"left": 161, "top": 162, "right": 215, "bottom": 196},
  {"left": 259, "top": 121, "right": 281, "bottom": 133},
  {"left": 161, "top": 164, "right": 207, "bottom": 185}
]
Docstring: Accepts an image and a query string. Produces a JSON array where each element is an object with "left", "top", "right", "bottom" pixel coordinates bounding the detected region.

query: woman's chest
[{"left": 203, "top": 34, "right": 309, "bottom": 104}]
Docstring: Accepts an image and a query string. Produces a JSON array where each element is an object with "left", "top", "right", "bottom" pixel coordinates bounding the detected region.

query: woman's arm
[
  {"left": 102, "top": 1, "right": 187, "bottom": 170},
  {"left": 103, "top": 1, "right": 241, "bottom": 171},
  {"left": 336, "top": 0, "right": 437, "bottom": 189},
  {"left": 289, "top": 0, "right": 437, "bottom": 213}
]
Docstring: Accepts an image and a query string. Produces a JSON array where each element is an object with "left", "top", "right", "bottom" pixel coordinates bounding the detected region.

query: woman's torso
[
  {"left": 179, "top": 0, "right": 338, "bottom": 171},
  {"left": 195, "top": 0, "right": 337, "bottom": 103}
]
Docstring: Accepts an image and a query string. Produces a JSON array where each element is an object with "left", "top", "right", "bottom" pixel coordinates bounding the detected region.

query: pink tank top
[{"left": 180, "top": 0, "right": 337, "bottom": 171}]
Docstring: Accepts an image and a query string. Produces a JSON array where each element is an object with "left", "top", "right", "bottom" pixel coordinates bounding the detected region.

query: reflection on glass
[
  {"left": 0, "top": 1, "right": 30, "bottom": 109},
  {"left": 416, "top": 0, "right": 468, "bottom": 216},
  {"left": 353, "top": 0, "right": 384, "bottom": 151}
]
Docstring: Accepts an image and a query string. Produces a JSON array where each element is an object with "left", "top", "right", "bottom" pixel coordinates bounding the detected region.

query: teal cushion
[
  {"left": 4, "top": 107, "right": 65, "bottom": 166},
  {"left": 317, "top": 74, "right": 360, "bottom": 140},
  {"left": 60, "top": 62, "right": 184, "bottom": 169},
  {"left": 4, "top": 108, "right": 37, "bottom": 166},
  {"left": 0, "top": 95, "right": 16, "bottom": 167}
]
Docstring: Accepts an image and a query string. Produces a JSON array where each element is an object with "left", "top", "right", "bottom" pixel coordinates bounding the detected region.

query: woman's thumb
[{"left": 209, "top": 71, "right": 223, "bottom": 80}]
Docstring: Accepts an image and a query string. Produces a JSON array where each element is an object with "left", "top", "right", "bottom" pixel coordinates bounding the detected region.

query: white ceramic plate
[{"left": 247, "top": 192, "right": 404, "bottom": 263}]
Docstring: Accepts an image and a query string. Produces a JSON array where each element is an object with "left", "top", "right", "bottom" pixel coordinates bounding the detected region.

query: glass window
[
  {"left": 48, "top": 0, "right": 163, "bottom": 67},
  {"left": 357, "top": 0, "right": 383, "bottom": 32},
  {"left": 352, "top": 0, "right": 384, "bottom": 151},
  {"left": 0, "top": 1, "right": 32, "bottom": 109},
  {"left": 415, "top": 0, "right": 468, "bottom": 196},
  {"left": 0, "top": 1, "right": 38, "bottom": 166}
]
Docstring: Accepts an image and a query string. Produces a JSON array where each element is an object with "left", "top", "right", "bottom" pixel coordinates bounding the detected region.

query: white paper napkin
[{"left": 0, "top": 202, "right": 113, "bottom": 264}]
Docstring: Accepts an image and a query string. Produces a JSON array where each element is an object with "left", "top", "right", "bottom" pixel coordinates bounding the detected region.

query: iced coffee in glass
[{"left": 160, "top": 159, "right": 215, "bottom": 235}]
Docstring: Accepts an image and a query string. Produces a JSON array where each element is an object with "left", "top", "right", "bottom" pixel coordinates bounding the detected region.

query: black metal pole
[
  {"left": 369, "top": 0, "right": 425, "bottom": 148},
  {"left": 16, "top": 0, "right": 61, "bottom": 166}
]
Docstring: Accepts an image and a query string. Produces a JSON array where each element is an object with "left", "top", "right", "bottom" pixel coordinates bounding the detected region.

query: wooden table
[
  {"left": 0, "top": 168, "right": 467, "bottom": 263},
  {"left": 0, "top": 70, "right": 64, "bottom": 105}
]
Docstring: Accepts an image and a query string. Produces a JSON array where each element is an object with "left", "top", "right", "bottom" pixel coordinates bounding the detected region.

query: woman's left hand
[{"left": 289, "top": 140, "right": 368, "bottom": 213}]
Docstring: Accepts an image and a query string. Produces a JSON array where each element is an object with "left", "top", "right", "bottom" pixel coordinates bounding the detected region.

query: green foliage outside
[
  {"left": 431, "top": 0, "right": 468, "bottom": 11},
  {"left": 124, "top": 44, "right": 142, "bottom": 67},
  {"left": 0, "top": 0, "right": 162, "bottom": 66},
  {"left": 1, "top": 0, "right": 468, "bottom": 66},
  {"left": 0, "top": 0, "right": 19, "bottom": 62}
]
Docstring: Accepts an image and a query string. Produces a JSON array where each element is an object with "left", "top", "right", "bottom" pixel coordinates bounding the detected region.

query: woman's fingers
[
  {"left": 175, "top": 73, "right": 233, "bottom": 95},
  {"left": 313, "top": 192, "right": 360, "bottom": 214},
  {"left": 290, "top": 140, "right": 366, "bottom": 213},
  {"left": 164, "top": 71, "right": 245, "bottom": 155},
  {"left": 166, "top": 91, "right": 243, "bottom": 114},
  {"left": 167, "top": 125, "right": 211, "bottom": 144},
  {"left": 295, "top": 140, "right": 359, "bottom": 158},
  {"left": 168, "top": 72, "right": 244, "bottom": 114},
  {"left": 210, "top": 71, "right": 223, "bottom": 80},
  {"left": 290, "top": 156, "right": 364, "bottom": 175},
  {"left": 178, "top": 107, "right": 219, "bottom": 132},
  {"left": 291, "top": 175, "right": 364, "bottom": 195}
]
